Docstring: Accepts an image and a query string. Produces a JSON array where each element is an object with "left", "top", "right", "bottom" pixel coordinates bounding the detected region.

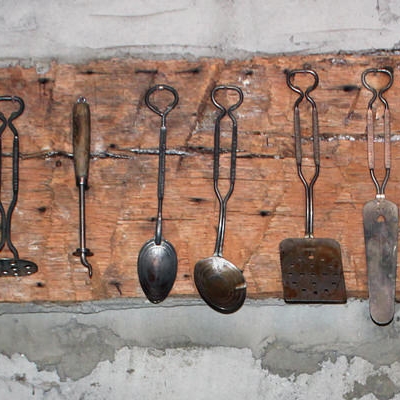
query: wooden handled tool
[{"left": 72, "top": 97, "right": 93, "bottom": 277}]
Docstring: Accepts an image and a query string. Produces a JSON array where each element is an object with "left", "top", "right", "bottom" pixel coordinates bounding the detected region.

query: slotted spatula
[{"left": 279, "top": 69, "right": 347, "bottom": 303}]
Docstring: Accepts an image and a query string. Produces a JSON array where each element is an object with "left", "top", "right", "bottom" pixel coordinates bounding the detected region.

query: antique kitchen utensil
[
  {"left": 0, "top": 96, "right": 38, "bottom": 276},
  {"left": 137, "top": 84, "right": 179, "bottom": 303},
  {"left": 194, "top": 85, "right": 247, "bottom": 314},
  {"left": 361, "top": 67, "right": 398, "bottom": 325},
  {"left": 72, "top": 96, "right": 93, "bottom": 278},
  {"left": 279, "top": 69, "right": 346, "bottom": 303}
]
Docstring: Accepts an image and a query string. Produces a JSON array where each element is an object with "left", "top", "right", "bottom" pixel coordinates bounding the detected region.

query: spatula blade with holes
[{"left": 280, "top": 238, "right": 347, "bottom": 303}]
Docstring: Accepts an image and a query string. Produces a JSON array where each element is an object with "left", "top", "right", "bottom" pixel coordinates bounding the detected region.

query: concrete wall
[
  {"left": 1, "top": 1, "right": 400, "bottom": 398},
  {"left": 1, "top": 0, "right": 400, "bottom": 65},
  {"left": 1, "top": 299, "right": 400, "bottom": 399}
]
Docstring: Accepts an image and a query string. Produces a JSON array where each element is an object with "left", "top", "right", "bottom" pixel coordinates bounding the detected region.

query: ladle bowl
[
  {"left": 194, "top": 256, "right": 246, "bottom": 314},
  {"left": 138, "top": 238, "right": 178, "bottom": 303}
]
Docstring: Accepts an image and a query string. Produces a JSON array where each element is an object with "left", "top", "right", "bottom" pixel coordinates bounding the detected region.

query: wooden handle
[{"left": 73, "top": 98, "right": 91, "bottom": 187}]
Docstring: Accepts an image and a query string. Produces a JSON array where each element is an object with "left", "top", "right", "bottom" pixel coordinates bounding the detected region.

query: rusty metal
[
  {"left": 194, "top": 85, "right": 246, "bottom": 314},
  {"left": 0, "top": 96, "right": 38, "bottom": 277},
  {"left": 137, "top": 84, "right": 179, "bottom": 304},
  {"left": 279, "top": 69, "right": 346, "bottom": 303},
  {"left": 361, "top": 67, "right": 398, "bottom": 325},
  {"left": 72, "top": 96, "right": 93, "bottom": 277}
]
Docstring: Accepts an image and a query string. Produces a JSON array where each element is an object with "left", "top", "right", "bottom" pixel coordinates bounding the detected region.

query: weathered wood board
[{"left": 0, "top": 53, "right": 399, "bottom": 302}]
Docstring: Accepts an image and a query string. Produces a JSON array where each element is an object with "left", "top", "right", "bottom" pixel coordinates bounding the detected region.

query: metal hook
[
  {"left": 362, "top": 68, "right": 393, "bottom": 110},
  {"left": 211, "top": 85, "right": 244, "bottom": 113},
  {"left": 0, "top": 96, "right": 25, "bottom": 120},
  {"left": 145, "top": 84, "right": 179, "bottom": 121},
  {"left": 286, "top": 69, "right": 319, "bottom": 108}
]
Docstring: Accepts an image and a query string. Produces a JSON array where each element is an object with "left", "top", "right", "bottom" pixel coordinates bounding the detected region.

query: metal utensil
[
  {"left": 361, "top": 67, "right": 398, "bottom": 325},
  {"left": 137, "top": 84, "right": 179, "bottom": 303},
  {"left": 72, "top": 97, "right": 93, "bottom": 278},
  {"left": 279, "top": 69, "right": 346, "bottom": 303},
  {"left": 194, "top": 85, "right": 246, "bottom": 314},
  {"left": 0, "top": 96, "right": 38, "bottom": 276}
]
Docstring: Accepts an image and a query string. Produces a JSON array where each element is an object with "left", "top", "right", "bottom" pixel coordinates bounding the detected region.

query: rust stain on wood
[{"left": 0, "top": 55, "right": 398, "bottom": 302}]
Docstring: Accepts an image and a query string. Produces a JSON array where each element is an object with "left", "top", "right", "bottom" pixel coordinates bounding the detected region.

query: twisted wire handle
[{"left": 145, "top": 84, "right": 179, "bottom": 245}]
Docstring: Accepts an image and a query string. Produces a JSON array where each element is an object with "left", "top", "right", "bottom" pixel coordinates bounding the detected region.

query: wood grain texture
[{"left": 0, "top": 54, "right": 399, "bottom": 302}]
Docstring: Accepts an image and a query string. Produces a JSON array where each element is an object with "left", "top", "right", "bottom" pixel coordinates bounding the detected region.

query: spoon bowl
[
  {"left": 138, "top": 239, "right": 178, "bottom": 303},
  {"left": 194, "top": 256, "right": 246, "bottom": 313}
]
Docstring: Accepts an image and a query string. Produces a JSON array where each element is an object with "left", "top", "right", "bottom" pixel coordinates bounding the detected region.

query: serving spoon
[{"left": 137, "top": 84, "right": 179, "bottom": 303}]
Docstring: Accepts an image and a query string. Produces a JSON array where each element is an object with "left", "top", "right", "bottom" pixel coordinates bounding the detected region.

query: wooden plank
[{"left": 0, "top": 54, "right": 398, "bottom": 302}]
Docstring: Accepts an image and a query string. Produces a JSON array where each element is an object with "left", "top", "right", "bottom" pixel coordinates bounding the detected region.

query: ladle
[
  {"left": 194, "top": 85, "right": 246, "bottom": 314},
  {"left": 137, "top": 84, "right": 179, "bottom": 303}
]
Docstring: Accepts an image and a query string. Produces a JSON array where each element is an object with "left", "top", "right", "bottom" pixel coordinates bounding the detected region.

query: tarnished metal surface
[
  {"left": 364, "top": 199, "right": 398, "bottom": 325},
  {"left": 137, "top": 238, "right": 178, "bottom": 304},
  {"left": 194, "top": 85, "right": 246, "bottom": 314},
  {"left": 280, "top": 238, "right": 346, "bottom": 302},
  {"left": 137, "top": 85, "right": 179, "bottom": 304},
  {"left": 194, "top": 256, "right": 246, "bottom": 314},
  {"left": 361, "top": 67, "right": 398, "bottom": 325},
  {"left": 280, "top": 69, "right": 346, "bottom": 303},
  {"left": 0, "top": 259, "right": 37, "bottom": 277},
  {"left": 0, "top": 96, "right": 38, "bottom": 277}
]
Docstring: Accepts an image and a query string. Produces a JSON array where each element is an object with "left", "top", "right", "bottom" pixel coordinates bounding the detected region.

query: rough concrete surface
[
  {"left": 1, "top": 349, "right": 400, "bottom": 400},
  {"left": 0, "top": 299, "right": 399, "bottom": 399},
  {"left": 0, "top": 0, "right": 400, "bottom": 65}
]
